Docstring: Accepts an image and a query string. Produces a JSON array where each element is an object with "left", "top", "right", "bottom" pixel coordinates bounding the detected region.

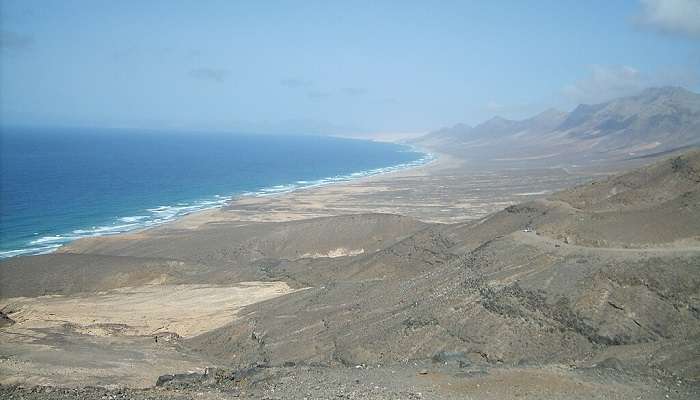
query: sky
[{"left": 1, "top": 0, "right": 699, "bottom": 135}]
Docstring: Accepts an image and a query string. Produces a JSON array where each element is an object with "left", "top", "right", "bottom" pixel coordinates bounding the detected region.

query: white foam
[
  {"left": 28, "top": 235, "right": 65, "bottom": 245},
  {"left": 2, "top": 146, "right": 432, "bottom": 259},
  {"left": 0, "top": 243, "right": 64, "bottom": 258},
  {"left": 118, "top": 215, "right": 148, "bottom": 223},
  {"left": 242, "top": 149, "right": 434, "bottom": 198}
]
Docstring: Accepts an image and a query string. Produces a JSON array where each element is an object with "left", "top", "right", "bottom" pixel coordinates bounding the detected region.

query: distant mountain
[
  {"left": 415, "top": 86, "right": 700, "bottom": 165},
  {"left": 560, "top": 87, "right": 700, "bottom": 150},
  {"left": 426, "top": 108, "right": 568, "bottom": 144}
]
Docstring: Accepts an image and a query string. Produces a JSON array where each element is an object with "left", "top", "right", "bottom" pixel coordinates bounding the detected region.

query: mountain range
[{"left": 415, "top": 86, "right": 700, "bottom": 165}]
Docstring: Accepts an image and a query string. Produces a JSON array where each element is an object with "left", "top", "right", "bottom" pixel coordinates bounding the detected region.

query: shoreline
[
  {"left": 137, "top": 147, "right": 458, "bottom": 231},
  {"left": 58, "top": 148, "right": 459, "bottom": 253},
  {"left": 1, "top": 143, "right": 440, "bottom": 259},
  {"left": 59, "top": 144, "right": 595, "bottom": 256}
]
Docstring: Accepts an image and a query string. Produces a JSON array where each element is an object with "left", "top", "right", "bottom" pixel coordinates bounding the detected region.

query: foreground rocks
[
  {"left": 0, "top": 311, "right": 14, "bottom": 328},
  {"left": 2, "top": 362, "right": 698, "bottom": 399}
]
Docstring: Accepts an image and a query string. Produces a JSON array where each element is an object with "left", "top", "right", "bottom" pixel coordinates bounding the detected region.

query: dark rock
[
  {"left": 431, "top": 351, "right": 471, "bottom": 367},
  {"left": 402, "top": 316, "right": 437, "bottom": 330},
  {"left": 155, "top": 374, "right": 174, "bottom": 387},
  {"left": 0, "top": 310, "right": 15, "bottom": 328},
  {"left": 516, "top": 358, "right": 537, "bottom": 367},
  {"left": 233, "top": 366, "right": 262, "bottom": 382},
  {"left": 596, "top": 357, "right": 625, "bottom": 371},
  {"left": 155, "top": 371, "right": 215, "bottom": 387},
  {"left": 504, "top": 205, "right": 540, "bottom": 214}
]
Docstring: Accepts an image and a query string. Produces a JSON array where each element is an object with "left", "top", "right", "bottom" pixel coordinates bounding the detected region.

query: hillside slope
[
  {"left": 1, "top": 151, "right": 698, "bottom": 398},
  {"left": 188, "top": 150, "right": 700, "bottom": 381}
]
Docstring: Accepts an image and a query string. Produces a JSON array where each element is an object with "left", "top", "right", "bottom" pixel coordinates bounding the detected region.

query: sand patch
[
  {"left": 1, "top": 282, "right": 297, "bottom": 338},
  {"left": 298, "top": 247, "right": 365, "bottom": 259}
]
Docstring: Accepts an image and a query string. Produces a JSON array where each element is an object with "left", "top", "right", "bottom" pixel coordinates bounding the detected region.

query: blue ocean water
[{"left": 0, "top": 127, "right": 430, "bottom": 258}]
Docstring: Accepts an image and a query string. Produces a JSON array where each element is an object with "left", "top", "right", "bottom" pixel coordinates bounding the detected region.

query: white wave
[
  {"left": 119, "top": 215, "right": 149, "bottom": 223},
  {"left": 0, "top": 243, "right": 64, "bottom": 258},
  {"left": 244, "top": 148, "right": 434, "bottom": 198},
  {"left": 28, "top": 235, "right": 64, "bottom": 245},
  {"left": 2, "top": 146, "right": 432, "bottom": 259}
]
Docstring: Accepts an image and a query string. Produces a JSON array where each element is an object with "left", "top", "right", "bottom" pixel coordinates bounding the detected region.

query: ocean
[{"left": 0, "top": 127, "right": 429, "bottom": 258}]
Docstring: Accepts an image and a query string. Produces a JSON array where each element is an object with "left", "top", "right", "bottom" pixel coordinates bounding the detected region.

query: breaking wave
[{"left": 0, "top": 149, "right": 433, "bottom": 259}]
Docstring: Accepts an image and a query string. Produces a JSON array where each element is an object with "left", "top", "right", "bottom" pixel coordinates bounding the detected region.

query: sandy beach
[{"left": 68, "top": 148, "right": 593, "bottom": 243}]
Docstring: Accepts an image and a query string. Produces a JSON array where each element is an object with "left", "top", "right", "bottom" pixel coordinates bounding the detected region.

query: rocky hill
[
  {"left": 2, "top": 150, "right": 699, "bottom": 398},
  {"left": 184, "top": 151, "right": 700, "bottom": 384}
]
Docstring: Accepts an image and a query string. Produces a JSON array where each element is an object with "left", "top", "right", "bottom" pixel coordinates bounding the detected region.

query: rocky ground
[
  {"left": 2, "top": 362, "right": 698, "bottom": 400},
  {"left": 1, "top": 150, "right": 699, "bottom": 399}
]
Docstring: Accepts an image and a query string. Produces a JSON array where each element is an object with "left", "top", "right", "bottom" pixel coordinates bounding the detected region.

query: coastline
[
  {"left": 55, "top": 147, "right": 454, "bottom": 253},
  {"left": 58, "top": 144, "right": 596, "bottom": 255},
  {"left": 125, "top": 148, "right": 456, "bottom": 230},
  {"left": 2, "top": 143, "right": 435, "bottom": 258},
  {"left": 17, "top": 136, "right": 598, "bottom": 256}
]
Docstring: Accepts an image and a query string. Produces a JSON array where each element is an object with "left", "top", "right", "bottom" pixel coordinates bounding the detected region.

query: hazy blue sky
[{"left": 1, "top": 0, "right": 699, "bottom": 134}]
